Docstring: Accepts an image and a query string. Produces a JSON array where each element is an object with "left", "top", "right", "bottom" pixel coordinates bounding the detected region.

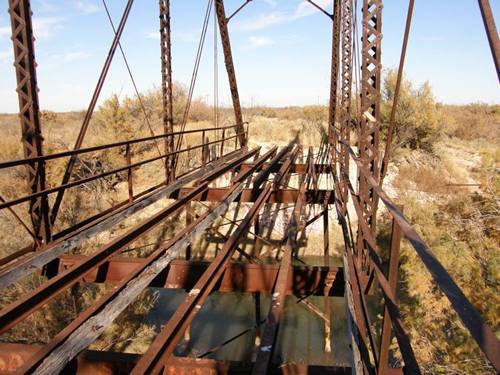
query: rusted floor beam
[
  {"left": 0, "top": 343, "right": 351, "bottom": 375},
  {"left": 177, "top": 187, "right": 335, "bottom": 204},
  {"left": 239, "top": 163, "right": 334, "bottom": 174},
  {"left": 58, "top": 256, "right": 344, "bottom": 296}
]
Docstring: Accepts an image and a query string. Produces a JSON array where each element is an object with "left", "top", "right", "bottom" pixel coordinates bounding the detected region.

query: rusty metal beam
[
  {"left": 377, "top": 213, "right": 403, "bottom": 374},
  {"left": 131, "top": 146, "right": 299, "bottom": 374},
  {"left": 0, "top": 148, "right": 257, "bottom": 288},
  {"left": 478, "top": 0, "right": 500, "bottom": 81},
  {"left": 252, "top": 158, "right": 308, "bottom": 374},
  {"left": 57, "top": 256, "right": 344, "bottom": 296},
  {"left": 347, "top": 147, "right": 500, "bottom": 372},
  {"left": 159, "top": 0, "right": 175, "bottom": 182},
  {"left": 177, "top": 187, "right": 335, "bottom": 204},
  {"left": 329, "top": 0, "right": 341, "bottom": 147},
  {"left": 214, "top": 0, "right": 246, "bottom": 146},
  {"left": 0, "top": 132, "right": 246, "bottom": 215},
  {"left": 0, "top": 343, "right": 351, "bottom": 375},
  {"left": 380, "top": 0, "right": 415, "bottom": 184},
  {"left": 0, "top": 183, "right": 214, "bottom": 336},
  {"left": 49, "top": 0, "right": 134, "bottom": 226},
  {"left": 239, "top": 162, "right": 333, "bottom": 175},
  {"left": 358, "top": 0, "right": 383, "bottom": 231},
  {"left": 8, "top": 0, "right": 51, "bottom": 246},
  {"left": 338, "top": 0, "right": 353, "bottom": 213},
  {"left": 20, "top": 148, "right": 275, "bottom": 375}
]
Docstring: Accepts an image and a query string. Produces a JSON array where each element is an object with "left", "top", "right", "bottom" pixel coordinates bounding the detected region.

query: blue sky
[{"left": 0, "top": 0, "right": 498, "bottom": 113}]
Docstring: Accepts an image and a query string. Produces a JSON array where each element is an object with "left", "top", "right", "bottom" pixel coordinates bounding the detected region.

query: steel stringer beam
[
  {"left": 338, "top": 0, "right": 354, "bottom": 213},
  {"left": 328, "top": 0, "right": 341, "bottom": 150},
  {"left": 131, "top": 146, "right": 299, "bottom": 375},
  {"left": 358, "top": 0, "right": 382, "bottom": 233},
  {"left": 252, "top": 165, "right": 308, "bottom": 375},
  {"left": 159, "top": 0, "right": 175, "bottom": 182},
  {"left": 214, "top": 0, "right": 246, "bottom": 147},
  {"left": 8, "top": 0, "right": 51, "bottom": 246}
]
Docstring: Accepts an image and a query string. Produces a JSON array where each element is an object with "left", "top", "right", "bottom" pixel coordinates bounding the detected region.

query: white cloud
[
  {"left": 38, "top": 51, "right": 89, "bottom": 71},
  {"left": 0, "top": 25, "right": 10, "bottom": 39},
  {"left": 259, "top": 0, "right": 278, "bottom": 7},
  {"left": 233, "top": 12, "right": 287, "bottom": 32},
  {"left": 37, "top": 0, "right": 59, "bottom": 13},
  {"left": 33, "top": 17, "right": 64, "bottom": 39},
  {"left": 293, "top": 0, "right": 332, "bottom": 19},
  {"left": 243, "top": 36, "right": 275, "bottom": 50},
  {"left": 48, "top": 51, "right": 89, "bottom": 64},
  {"left": 74, "top": 1, "right": 100, "bottom": 15},
  {"left": 146, "top": 31, "right": 159, "bottom": 40},
  {"left": 232, "top": 0, "right": 332, "bottom": 32},
  {"left": 147, "top": 30, "right": 198, "bottom": 43},
  {"left": 0, "top": 49, "right": 12, "bottom": 64}
]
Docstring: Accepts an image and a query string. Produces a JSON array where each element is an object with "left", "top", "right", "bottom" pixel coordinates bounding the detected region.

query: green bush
[{"left": 381, "top": 69, "right": 440, "bottom": 153}]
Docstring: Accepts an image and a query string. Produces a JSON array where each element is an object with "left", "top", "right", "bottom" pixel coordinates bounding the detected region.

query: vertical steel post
[
  {"left": 357, "top": 0, "right": 383, "bottom": 272},
  {"left": 254, "top": 291, "right": 261, "bottom": 347},
  {"left": 185, "top": 201, "right": 193, "bottom": 260},
  {"left": 214, "top": 0, "right": 246, "bottom": 147},
  {"left": 160, "top": 0, "right": 175, "bottom": 183},
  {"left": 126, "top": 144, "right": 133, "bottom": 203},
  {"left": 329, "top": 0, "right": 341, "bottom": 155},
  {"left": 8, "top": 0, "right": 51, "bottom": 246},
  {"left": 377, "top": 214, "right": 402, "bottom": 374},
  {"left": 323, "top": 201, "right": 332, "bottom": 353},
  {"left": 339, "top": 0, "right": 354, "bottom": 213}
]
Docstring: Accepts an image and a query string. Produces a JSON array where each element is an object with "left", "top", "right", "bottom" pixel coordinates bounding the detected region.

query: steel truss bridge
[{"left": 0, "top": 0, "right": 499, "bottom": 374}]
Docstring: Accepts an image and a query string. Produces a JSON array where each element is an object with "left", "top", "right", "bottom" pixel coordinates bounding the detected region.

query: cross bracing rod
[
  {"left": 8, "top": 0, "right": 51, "bottom": 246},
  {"left": 478, "top": 0, "right": 500, "bottom": 81},
  {"left": 214, "top": 0, "right": 247, "bottom": 147},
  {"left": 49, "top": 0, "right": 134, "bottom": 227},
  {"left": 159, "top": 0, "right": 175, "bottom": 182}
]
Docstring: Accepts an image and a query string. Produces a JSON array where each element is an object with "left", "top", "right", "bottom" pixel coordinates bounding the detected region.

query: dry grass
[{"left": 0, "top": 89, "right": 498, "bottom": 370}]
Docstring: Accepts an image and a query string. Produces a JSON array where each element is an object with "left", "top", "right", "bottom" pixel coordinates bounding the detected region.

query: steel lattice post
[
  {"left": 160, "top": 0, "right": 175, "bottom": 183},
  {"left": 339, "top": 0, "right": 353, "bottom": 213},
  {"left": 328, "top": 0, "right": 341, "bottom": 154},
  {"left": 357, "top": 0, "right": 382, "bottom": 279},
  {"left": 358, "top": 0, "right": 382, "bottom": 231},
  {"left": 214, "top": 0, "right": 246, "bottom": 147},
  {"left": 8, "top": 0, "right": 51, "bottom": 246}
]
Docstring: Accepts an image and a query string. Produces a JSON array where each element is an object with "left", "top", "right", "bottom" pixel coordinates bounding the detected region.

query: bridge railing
[
  {"left": 0, "top": 123, "right": 247, "bottom": 257},
  {"left": 331, "top": 131, "right": 499, "bottom": 374}
]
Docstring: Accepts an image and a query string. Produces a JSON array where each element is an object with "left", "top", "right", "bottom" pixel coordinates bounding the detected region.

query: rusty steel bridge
[{"left": 0, "top": 0, "right": 499, "bottom": 374}]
